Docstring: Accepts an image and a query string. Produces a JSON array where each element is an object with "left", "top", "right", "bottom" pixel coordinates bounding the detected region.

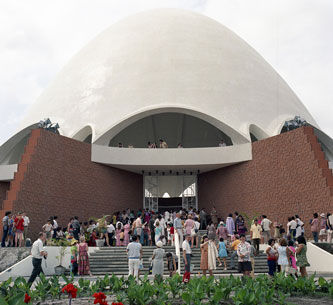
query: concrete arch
[
  {"left": 94, "top": 106, "right": 249, "bottom": 146},
  {"left": 0, "top": 123, "right": 39, "bottom": 165},
  {"left": 249, "top": 124, "right": 269, "bottom": 142},
  {"left": 72, "top": 125, "right": 94, "bottom": 143}
]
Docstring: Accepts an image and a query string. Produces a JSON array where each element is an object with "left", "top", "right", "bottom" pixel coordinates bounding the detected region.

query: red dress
[
  {"left": 77, "top": 243, "right": 90, "bottom": 275},
  {"left": 14, "top": 217, "right": 24, "bottom": 232}
]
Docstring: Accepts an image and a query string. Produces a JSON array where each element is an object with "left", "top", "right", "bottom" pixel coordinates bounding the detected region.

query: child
[
  {"left": 166, "top": 252, "right": 178, "bottom": 277},
  {"left": 167, "top": 223, "right": 172, "bottom": 246},
  {"left": 170, "top": 224, "right": 175, "bottom": 246},
  {"left": 287, "top": 240, "right": 298, "bottom": 277},
  {"left": 217, "top": 237, "right": 228, "bottom": 270},
  {"left": 120, "top": 229, "right": 125, "bottom": 246},
  {"left": 56, "top": 227, "right": 64, "bottom": 239}
]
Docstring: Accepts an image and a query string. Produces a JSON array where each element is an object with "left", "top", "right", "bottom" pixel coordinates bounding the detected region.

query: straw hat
[
  {"left": 156, "top": 241, "right": 163, "bottom": 248},
  {"left": 70, "top": 239, "right": 78, "bottom": 246}
]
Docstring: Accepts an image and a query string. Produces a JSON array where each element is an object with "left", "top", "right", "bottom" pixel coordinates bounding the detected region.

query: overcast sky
[{"left": 0, "top": 0, "right": 332, "bottom": 145}]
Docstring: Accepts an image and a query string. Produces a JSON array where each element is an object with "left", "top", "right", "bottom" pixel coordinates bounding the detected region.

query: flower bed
[{"left": 0, "top": 273, "right": 332, "bottom": 305}]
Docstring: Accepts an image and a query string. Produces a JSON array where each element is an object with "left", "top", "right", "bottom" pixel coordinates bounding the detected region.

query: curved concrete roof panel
[{"left": 19, "top": 8, "right": 318, "bottom": 144}]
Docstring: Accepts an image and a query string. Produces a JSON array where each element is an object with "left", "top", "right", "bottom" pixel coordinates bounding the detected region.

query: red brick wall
[
  {"left": 2, "top": 129, "right": 143, "bottom": 240},
  {"left": 198, "top": 127, "right": 333, "bottom": 236},
  {"left": 0, "top": 182, "right": 10, "bottom": 209}
]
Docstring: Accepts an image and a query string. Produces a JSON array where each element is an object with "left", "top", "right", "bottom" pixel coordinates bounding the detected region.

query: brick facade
[
  {"left": 0, "top": 129, "right": 143, "bottom": 240},
  {"left": 1, "top": 126, "right": 332, "bottom": 241},
  {"left": 198, "top": 126, "right": 333, "bottom": 236},
  {"left": 0, "top": 182, "right": 10, "bottom": 209}
]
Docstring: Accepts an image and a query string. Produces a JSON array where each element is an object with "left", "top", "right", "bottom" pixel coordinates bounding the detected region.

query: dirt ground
[{"left": 38, "top": 295, "right": 333, "bottom": 305}]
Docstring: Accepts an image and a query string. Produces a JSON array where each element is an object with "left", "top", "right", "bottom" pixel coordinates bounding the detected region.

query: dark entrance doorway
[{"left": 157, "top": 197, "right": 182, "bottom": 213}]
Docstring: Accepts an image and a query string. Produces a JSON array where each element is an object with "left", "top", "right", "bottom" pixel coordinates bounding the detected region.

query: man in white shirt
[
  {"left": 28, "top": 232, "right": 47, "bottom": 285},
  {"left": 22, "top": 212, "right": 30, "bottom": 243},
  {"left": 261, "top": 215, "right": 272, "bottom": 244},
  {"left": 295, "top": 215, "right": 304, "bottom": 238},
  {"left": 182, "top": 234, "right": 192, "bottom": 273},
  {"left": 173, "top": 213, "right": 183, "bottom": 247},
  {"left": 289, "top": 217, "right": 297, "bottom": 240},
  {"left": 52, "top": 216, "right": 58, "bottom": 239},
  {"left": 126, "top": 235, "right": 142, "bottom": 278},
  {"left": 107, "top": 222, "right": 115, "bottom": 246}
]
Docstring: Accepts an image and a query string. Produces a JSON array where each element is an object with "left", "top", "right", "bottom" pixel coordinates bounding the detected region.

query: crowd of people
[
  {"left": 1, "top": 211, "right": 30, "bottom": 247},
  {"left": 3, "top": 207, "right": 333, "bottom": 282},
  {"left": 116, "top": 139, "right": 228, "bottom": 149}
]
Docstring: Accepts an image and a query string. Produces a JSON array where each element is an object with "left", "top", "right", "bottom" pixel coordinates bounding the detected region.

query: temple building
[{"left": 0, "top": 9, "right": 332, "bottom": 238}]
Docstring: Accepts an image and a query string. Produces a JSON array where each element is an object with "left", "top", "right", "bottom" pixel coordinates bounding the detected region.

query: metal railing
[{"left": 174, "top": 231, "right": 181, "bottom": 275}]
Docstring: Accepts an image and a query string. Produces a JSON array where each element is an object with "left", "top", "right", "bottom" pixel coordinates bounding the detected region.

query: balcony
[{"left": 91, "top": 143, "right": 252, "bottom": 173}]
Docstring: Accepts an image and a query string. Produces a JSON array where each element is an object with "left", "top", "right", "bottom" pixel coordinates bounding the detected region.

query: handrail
[{"left": 174, "top": 231, "right": 181, "bottom": 275}]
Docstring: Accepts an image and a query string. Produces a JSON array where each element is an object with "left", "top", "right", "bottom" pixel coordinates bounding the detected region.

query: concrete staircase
[{"left": 89, "top": 231, "right": 269, "bottom": 276}]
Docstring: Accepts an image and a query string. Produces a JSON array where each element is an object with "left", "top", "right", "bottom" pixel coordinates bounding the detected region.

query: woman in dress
[
  {"left": 14, "top": 213, "right": 25, "bottom": 247},
  {"left": 77, "top": 236, "right": 91, "bottom": 276},
  {"left": 123, "top": 220, "right": 131, "bottom": 246},
  {"left": 265, "top": 238, "right": 277, "bottom": 277},
  {"left": 287, "top": 240, "right": 298, "bottom": 277},
  {"left": 296, "top": 236, "right": 310, "bottom": 277},
  {"left": 154, "top": 221, "right": 162, "bottom": 244},
  {"left": 207, "top": 222, "right": 216, "bottom": 240},
  {"left": 200, "top": 235, "right": 209, "bottom": 276},
  {"left": 211, "top": 207, "right": 218, "bottom": 226},
  {"left": 277, "top": 238, "right": 290, "bottom": 273},
  {"left": 184, "top": 215, "right": 194, "bottom": 247},
  {"left": 115, "top": 222, "right": 123, "bottom": 246},
  {"left": 200, "top": 235, "right": 218, "bottom": 277},
  {"left": 151, "top": 241, "right": 165, "bottom": 278},
  {"left": 217, "top": 237, "right": 228, "bottom": 270}
]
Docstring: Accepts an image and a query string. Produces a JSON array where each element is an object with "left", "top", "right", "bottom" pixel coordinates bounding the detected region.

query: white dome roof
[{"left": 20, "top": 8, "right": 317, "bottom": 144}]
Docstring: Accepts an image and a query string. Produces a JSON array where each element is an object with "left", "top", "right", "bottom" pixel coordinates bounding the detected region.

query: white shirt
[
  {"left": 31, "top": 239, "right": 44, "bottom": 259},
  {"left": 289, "top": 220, "right": 297, "bottom": 230},
  {"left": 182, "top": 240, "right": 192, "bottom": 254},
  {"left": 53, "top": 219, "right": 58, "bottom": 229},
  {"left": 127, "top": 242, "right": 142, "bottom": 258},
  {"left": 107, "top": 224, "right": 115, "bottom": 234},
  {"left": 43, "top": 223, "right": 52, "bottom": 232},
  {"left": 23, "top": 216, "right": 30, "bottom": 227},
  {"left": 329, "top": 215, "right": 333, "bottom": 226},
  {"left": 164, "top": 211, "right": 170, "bottom": 222},
  {"left": 261, "top": 218, "right": 272, "bottom": 231},
  {"left": 160, "top": 218, "right": 166, "bottom": 229},
  {"left": 296, "top": 219, "right": 304, "bottom": 237}
]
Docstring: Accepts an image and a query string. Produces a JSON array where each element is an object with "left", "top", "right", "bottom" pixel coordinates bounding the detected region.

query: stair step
[{"left": 89, "top": 246, "right": 269, "bottom": 276}]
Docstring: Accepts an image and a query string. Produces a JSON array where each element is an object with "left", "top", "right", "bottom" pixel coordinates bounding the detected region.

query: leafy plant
[{"left": 51, "top": 238, "right": 71, "bottom": 267}]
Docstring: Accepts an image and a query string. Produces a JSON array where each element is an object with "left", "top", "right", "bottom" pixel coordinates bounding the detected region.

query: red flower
[
  {"left": 93, "top": 292, "right": 108, "bottom": 305},
  {"left": 62, "top": 283, "right": 77, "bottom": 298},
  {"left": 111, "top": 303, "right": 124, "bottom": 305},
  {"left": 24, "top": 293, "right": 31, "bottom": 304}
]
